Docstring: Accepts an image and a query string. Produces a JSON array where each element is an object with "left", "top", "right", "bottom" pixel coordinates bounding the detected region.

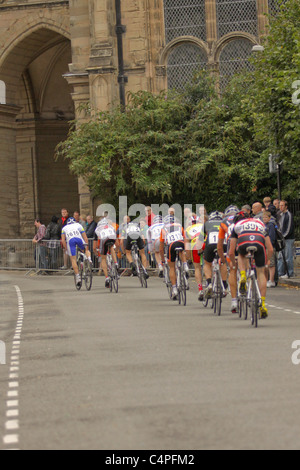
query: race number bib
[
  {"left": 65, "top": 228, "right": 82, "bottom": 242},
  {"left": 151, "top": 227, "right": 162, "bottom": 240},
  {"left": 99, "top": 227, "right": 116, "bottom": 240},
  {"left": 166, "top": 231, "right": 183, "bottom": 244},
  {"left": 127, "top": 224, "right": 140, "bottom": 236},
  {"left": 208, "top": 231, "right": 219, "bottom": 244}
]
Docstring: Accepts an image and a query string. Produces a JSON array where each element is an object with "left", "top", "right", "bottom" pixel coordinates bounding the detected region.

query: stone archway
[{"left": 0, "top": 26, "right": 79, "bottom": 237}]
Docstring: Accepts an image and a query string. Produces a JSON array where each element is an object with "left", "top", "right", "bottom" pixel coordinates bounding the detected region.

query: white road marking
[{"left": 2, "top": 286, "right": 24, "bottom": 450}]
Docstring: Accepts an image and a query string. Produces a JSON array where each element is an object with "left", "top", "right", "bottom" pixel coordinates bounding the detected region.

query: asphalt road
[{"left": 0, "top": 270, "right": 300, "bottom": 450}]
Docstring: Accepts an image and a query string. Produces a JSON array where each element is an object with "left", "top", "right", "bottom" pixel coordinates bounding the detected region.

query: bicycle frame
[
  {"left": 75, "top": 246, "right": 93, "bottom": 291},
  {"left": 175, "top": 248, "right": 187, "bottom": 306},
  {"left": 131, "top": 242, "right": 147, "bottom": 288},
  {"left": 211, "top": 252, "right": 225, "bottom": 316}
]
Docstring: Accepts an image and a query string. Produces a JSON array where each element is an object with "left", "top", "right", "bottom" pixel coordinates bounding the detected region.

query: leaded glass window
[
  {"left": 219, "top": 38, "right": 254, "bottom": 89},
  {"left": 164, "top": 0, "right": 206, "bottom": 43},
  {"left": 216, "top": 0, "right": 258, "bottom": 38},
  {"left": 268, "top": 0, "right": 287, "bottom": 15},
  {"left": 167, "top": 43, "right": 207, "bottom": 90}
]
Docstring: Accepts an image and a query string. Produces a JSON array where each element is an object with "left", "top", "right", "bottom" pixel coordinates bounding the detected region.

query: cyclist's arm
[
  {"left": 265, "top": 235, "right": 274, "bottom": 262},
  {"left": 61, "top": 233, "right": 67, "bottom": 251},
  {"left": 159, "top": 231, "right": 165, "bottom": 263},
  {"left": 229, "top": 237, "right": 237, "bottom": 265},
  {"left": 217, "top": 225, "right": 227, "bottom": 263}
]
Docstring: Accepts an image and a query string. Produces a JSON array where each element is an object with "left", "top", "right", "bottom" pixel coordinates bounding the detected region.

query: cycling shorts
[
  {"left": 192, "top": 248, "right": 202, "bottom": 264},
  {"left": 204, "top": 243, "right": 227, "bottom": 263},
  {"left": 68, "top": 237, "right": 85, "bottom": 257},
  {"left": 238, "top": 242, "right": 267, "bottom": 268},
  {"left": 125, "top": 235, "right": 145, "bottom": 252},
  {"left": 99, "top": 238, "right": 116, "bottom": 256},
  {"left": 167, "top": 240, "right": 185, "bottom": 263}
]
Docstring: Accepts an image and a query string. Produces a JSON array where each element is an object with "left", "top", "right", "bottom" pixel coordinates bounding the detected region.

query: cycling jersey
[
  {"left": 147, "top": 222, "right": 164, "bottom": 253},
  {"left": 121, "top": 223, "right": 145, "bottom": 251},
  {"left": 94, "top": 223, "right": 117, "bottom": 255},
  {"left": 160, "top": 222, "right": 185, "bottom": 262},
  {"left": 185, "top": 222, "right": 203, "bottom": 264},
  {"left": 62, "top": 223, "right": 86, "bottom": 256},
  {"left": 231, "top": 218, "right": 268, "bottom": 268}
]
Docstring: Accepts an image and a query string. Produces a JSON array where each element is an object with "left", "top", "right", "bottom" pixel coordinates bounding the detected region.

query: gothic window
[
  {"left": 268, "top": 0, "right": 287, "bottom": 15},
  {"left": 164, "top": 0, "right": 206, "bottom": 43},
  {"left": 216, "top": 0, "right": 258, "bottom": 38},
  {"left": 167, "top": 43, "right": 207, "bottom": 90},
  {"left": 219, "top": 38, "right": 254, "bottom": 89},
  {"left": 0, "top": 81, "right": 6, "bottom": 105}
]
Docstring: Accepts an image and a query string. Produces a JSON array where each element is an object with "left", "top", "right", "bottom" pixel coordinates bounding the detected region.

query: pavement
[{"left": 278, "top": 267, "right": 300, "bottom": 288}]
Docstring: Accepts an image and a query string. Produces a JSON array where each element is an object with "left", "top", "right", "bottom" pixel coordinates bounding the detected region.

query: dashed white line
[{"left": 2, "top": 286, "right": 24, "bottom": 450}]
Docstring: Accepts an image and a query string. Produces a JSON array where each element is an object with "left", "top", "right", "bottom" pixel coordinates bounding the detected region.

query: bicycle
[
  {"left": 75, "top": 246, "right": 93, "bottom": 291},
  {"left": 244, "top": 247, "right": 262, "bottom": 328},
  {"left": 175, "top": 247, "right": 188, "bottom": 306},
  {"left": 106, "top": 242, "right": 119, "bottom": 293},
  {"left": 163, "top": 262, "right": 173, "bottom": 300},
  {"left": 131, "top": 241, "right": 148, "bottom": 288},
  {"left": 203, "top": 250, "right": 225, "bottom": 316}
]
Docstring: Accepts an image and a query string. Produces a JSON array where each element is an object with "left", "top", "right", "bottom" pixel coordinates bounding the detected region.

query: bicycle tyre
[
  {"left": 75, "top": 258, "right": 83, "bottom": 291},
  {"left": 84, "top": 260, "right": 93, "bottom": 291},
  {"left": 180, "top": 271, "right": 187, "bottom": 306},
  {"left": 216, "top": 274, "right": 222, "bottom": 316}
]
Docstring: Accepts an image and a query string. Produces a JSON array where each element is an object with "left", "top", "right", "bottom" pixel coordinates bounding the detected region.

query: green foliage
[{"left": 56, "top": 0, "right": 300, "bottom": 210}]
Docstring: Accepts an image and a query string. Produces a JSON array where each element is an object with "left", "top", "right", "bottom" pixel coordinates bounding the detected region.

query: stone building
[{"left": 0, "top": 0, "right": 282, "bottom": 238}]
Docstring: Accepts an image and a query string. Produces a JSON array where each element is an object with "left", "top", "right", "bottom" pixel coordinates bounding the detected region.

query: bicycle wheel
[
  {"left": 179, "top": 270, "right": 187, "bottom": 306},
  {"left": 251, "top": 278, "right": 259, "bottom": 328},
  {"left": 112, "top": 265, "right": 119, "bottom": 293},
  {"left": 164, "top": 265, "right": 172, "bottom": 299},
  {"left": 84, "top": 260, "right": 93, "bottom": 291},
  {"left": 75, "top": 257, "right": 83, "bottom": 291}
]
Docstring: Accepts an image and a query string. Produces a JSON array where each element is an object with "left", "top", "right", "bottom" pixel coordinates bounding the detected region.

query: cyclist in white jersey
[
  {"left": 94, "top": 218, "right": 119, "bottom": 288},
  {"left": 61, "top": 217, "right": 92, "bottom": 286},
  {"left": 147, "top": 215, "right": 164, "bottom": 277}
]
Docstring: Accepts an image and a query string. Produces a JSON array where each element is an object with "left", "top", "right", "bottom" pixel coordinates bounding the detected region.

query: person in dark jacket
[
  {"left": 45, "top": 216, "right": 61, "bottom": 269},
  {"left": 278, "top": 200, "right": 295, "bottom": 278}
]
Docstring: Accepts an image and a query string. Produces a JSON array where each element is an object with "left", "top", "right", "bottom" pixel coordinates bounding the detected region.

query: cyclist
[
  {"left": 93, "top": 218, "right": 119, "bottom": 288},
  {"left": 147, "top": 215, "right": 165, "bottom": 278},
  {"left": 159, "top": 215, "right": 189, "bottom": 300},
  {"left": 61, "top": 217, "right": 92, "bottom": 287},
  {"left": 217, "top": 205, "right": 240, "bottom": 313},
  {"left": 199, "top": 211, "right": 228, "bottom": 300},
  {"left": 121, "top": 220, "right": 149, "bottom": 278},
  {"left": 229, "top": 211, "right": 274, "bottom": 319},
  {"left": 185, "top": 214, "right": 204, "bottom": 301}
]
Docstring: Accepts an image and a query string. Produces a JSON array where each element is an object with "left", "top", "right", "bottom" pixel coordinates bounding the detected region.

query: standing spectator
[
  {"left": 86, "top": 215, "right": 97, "bottom": 266},
  {"left": 58, "top": 208, "right": 69, "bottom": 269},
  {"left": 273, "top": 199, "right": 281, "bottom": 224},
  {"left": 45, "top": 216, "right": 61, "bottom": 270},
  {"left": 278, "top": 200, "right": 295, "bottom": 278},
  {"left": 252, "top": 202, "right": 264, "bottom": 221},
  {"left": 32, "top": 219, "right": 47, "bottom": 271},
  {"left": 74, "top": 211, "right": 87, "bottom": 230},
  {"left": 145, "top": 206, "right": 155, "bottom": 227},
  {"left": 86, "top": 215, "right": 97, "bottom": 238},
  {"left": 262, "top": 211, "right": 276, "bottom": 288},
  {"left": 242, "top": 205, "right": 251, "bottom": 217}
]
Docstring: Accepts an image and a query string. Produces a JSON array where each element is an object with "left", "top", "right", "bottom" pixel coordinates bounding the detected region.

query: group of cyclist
[{"left": 61, "top": 204, "right": 274, "bottom": 319}]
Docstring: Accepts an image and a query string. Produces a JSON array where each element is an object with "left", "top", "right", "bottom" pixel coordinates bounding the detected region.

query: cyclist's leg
[
  {"left": 238, "top": 252, "right": 248, "bottom": 294},
  {"left": 139, "top": 248, "right": 148, "bottom": 269},
  {"left": 70, "top": 255, "right": 78, "bottom": 274},
  {"left": 255, "top": 247, "right": 268, "bottom": 318}
]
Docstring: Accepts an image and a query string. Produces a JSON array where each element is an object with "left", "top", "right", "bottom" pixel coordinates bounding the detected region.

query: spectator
[
  {"left": 145, "top": 206, "right": 155, "bottom": 227},
  {"left": 74, "top": 211, "right": 87, "bottom": 230},
  {"left": 58, "top": 208, "right": 69, "bottom": 269},
  {"left": 32, "top": 219, "right": 47, "bottom": 271},
  {"left": 262, "top": 211, "right": 276, "bottom": 288},
  {"left": 45, "top": 216, "right": 61, "bottom": 270},
  {"left": 252, "top": 202, "right": 264, "bottom": 221},
  {"left": 140, "top": 220, "right": 149, "bottom": 263},
  {"left": 273, "top": 199, "right": 281, "bottom": 224},
  {"left": 86, "top": 215, "right": 97, "bottom": 239},
  {"left": 263, "top": 197, "right": 277, "bottom": 219},
  {"left": 278, "top": 200, "right": 295, "bottom": 278}
]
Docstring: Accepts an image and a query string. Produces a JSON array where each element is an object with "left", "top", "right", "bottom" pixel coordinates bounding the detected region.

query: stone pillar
[
  {"left": 205, "top": 0, "right": 217, "bottom": 46},
  {"left": 0, "top": 104, "right": 22, "bottom": 238},
  {"left": 16, "top": 122, "right": 38, "bottom": 238},
  {"left": 257, "top": 0, "right": 269, "bottom": 39}
]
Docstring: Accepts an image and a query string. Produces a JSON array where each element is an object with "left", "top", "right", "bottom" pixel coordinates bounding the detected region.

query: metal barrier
[{"left": 0, "top": 239, "right": 159, "bottom": 274}]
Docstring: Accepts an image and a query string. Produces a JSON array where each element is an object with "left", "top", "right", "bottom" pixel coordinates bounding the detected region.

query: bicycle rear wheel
[
  {"left": 84, "top": 260, "right": 93, "bottom": 291},
  {"left": 75, "top": 258, "right": 83, "bottom": 291},
  {"left": 112, "top": 265, "right": 119, "bottom": 293},
  {"left": 251, "top": 278, "right": 259, "bottom": 328},
  {"left": 180, "top": 271, "right": 187, "bottom": 306},
  {"left": 215, "top": 274, "right": 222, "bottom": 316}
]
